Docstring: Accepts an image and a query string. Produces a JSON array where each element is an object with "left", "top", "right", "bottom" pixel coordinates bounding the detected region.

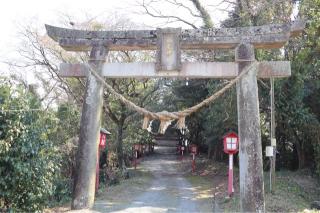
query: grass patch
[
  {"left": 93, "top": 168, "right": 153, "bottom": 211},
  {"left": 186, "top": 164, "right": 319, "bottom": 212},
  {"left": 265, "top": 170, "right": 319, "bottom": 212},
  {"left": 265, "top": 177, "right": 309, "bottom": 212},
  {"left": 220, "top": 172, "right": 317, "bottom": 212}
]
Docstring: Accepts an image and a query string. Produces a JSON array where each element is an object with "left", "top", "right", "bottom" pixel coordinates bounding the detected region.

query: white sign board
[{"left": 266, "top": 146, "right": 274, "bottom": 157}]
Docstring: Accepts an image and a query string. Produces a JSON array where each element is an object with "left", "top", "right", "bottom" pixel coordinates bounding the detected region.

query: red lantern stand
[
  {"left": 190, "top": 144, "right": 198, "bottom": 173},
  {"left": 148, "top": 143, "right": 151, "bottom": 153},
  {"left": 180, "top": 146, "right": 185, "bottom": 161},
  {"left": 133, "top": 144, "right": 140, "bottom": 170},
  {"left": 177, "top": 145, "right": 181, "bottom": 154},
  {"left": 96, "top": 128, "right": 110, "bottom": 192},
  {"left": 142, "top": 144, "right": 146, "bottom": 156},
  {"left": 223, "top": 132, "right": 239, "bottom": 197}
]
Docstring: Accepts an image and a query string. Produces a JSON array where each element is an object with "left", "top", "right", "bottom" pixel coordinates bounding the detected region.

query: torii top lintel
[{"left": 45, "top": 20, "right": 306, "bottom": 52}]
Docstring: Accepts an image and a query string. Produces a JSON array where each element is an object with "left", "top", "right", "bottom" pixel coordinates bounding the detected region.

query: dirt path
[
  {"left": 50, "top": 151, "right": 317, "bottom": 212},
  {"left": 94, "top": 150, "right": 212, "bottom": 212}
]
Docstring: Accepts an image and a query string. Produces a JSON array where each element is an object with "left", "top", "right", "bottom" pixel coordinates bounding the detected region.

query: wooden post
[
  {"left": 192, "top": 153, "right": 196, "bottom": 173},
  {"left": 71, "top": 45, "right": 108, "bottom": 209},
  {"left": 135, "top": 150, "right": 138, "bottom": 170},
  {"left": 228, "top": 154, "right": 234, "bottom": 197},
  {"left": 270, "top": 77, "right": 276, "bottom": 191},
  {"left": 236, "top": 43, "right": 265, "bottom": 212}
]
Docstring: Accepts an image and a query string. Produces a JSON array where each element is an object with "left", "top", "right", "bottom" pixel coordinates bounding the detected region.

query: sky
[
  {"left": 0, "top": 0, "right": 134, "bottom": 70},
  {"left": 0, "top": 0, "right": 229, "bottom": 82}
]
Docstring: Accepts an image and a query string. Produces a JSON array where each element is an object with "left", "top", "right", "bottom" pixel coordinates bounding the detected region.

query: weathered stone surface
[
  {"left": 258, "top": 61, "right": 291, "bottom": 78},
  {"left": 59, "top": 61, "right": 290, "bottom": 79},
  {"left": 45, "top": 20, "right": 305, "bottom": 51},
  {"left": 236, "top": 43, "right": 265, "bottom": 212},
  {"left": 155, "top": 28, "right": 181, "bottom": 72},
  {"left": 71, "top": 45, "right": 107, "bottom": 210}
]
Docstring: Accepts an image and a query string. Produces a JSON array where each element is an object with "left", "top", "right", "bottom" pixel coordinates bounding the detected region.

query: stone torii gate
[{"left": 45, "top": 20, "right": 305, "bottom": 211}]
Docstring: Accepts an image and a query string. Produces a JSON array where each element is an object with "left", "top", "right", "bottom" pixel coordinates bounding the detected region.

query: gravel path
[{"left": 94, "top": 147, "right": 207, "bottom": 213}]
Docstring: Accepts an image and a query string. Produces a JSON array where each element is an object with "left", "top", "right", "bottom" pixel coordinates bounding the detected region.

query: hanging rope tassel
[
  {"left": 176, "top": 116, "right": 186, "bottom": 130},
  {"left": 142, "top": 116, "right": 150, "bottom": 130},
  {"left": 159, "top": 119, "right": 173, "bottom": 134}
]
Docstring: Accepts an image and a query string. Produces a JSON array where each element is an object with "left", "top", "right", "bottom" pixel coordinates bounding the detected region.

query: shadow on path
[{"left": 93, "top": 149, "right": 206, "bottom": 212}]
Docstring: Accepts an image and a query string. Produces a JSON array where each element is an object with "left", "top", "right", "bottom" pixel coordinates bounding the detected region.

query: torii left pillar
[
  {"left": 236, "top": 43, "right": 265, "bottom": 212},
  {"left": 72, "top": 45, "right": 108, "bottom": 209}
]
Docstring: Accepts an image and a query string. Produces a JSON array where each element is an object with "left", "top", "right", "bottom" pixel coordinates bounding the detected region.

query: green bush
[{"left": 0, "top": 81, "right": 59, "bottom": 211}]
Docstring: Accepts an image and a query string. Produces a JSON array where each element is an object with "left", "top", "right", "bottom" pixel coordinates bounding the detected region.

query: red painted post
[
  {"left": 181, "top": 146, "right": 184, "bottom": 161},
  {"left": 134, "top": 150, "right": 138, "bottom": 170},
  {"left": 133, "top": 144, "right": 140, "bottom": 169},
  {"left": 190, "top": 144, "right": 197, "bottom": 173},
  {"left": 228, "top": 154, "right": 234, "bottom": 196},
  {"left": 142, "top": 145, "right": 146, "bottom": 156},
  {"left": 192, "top": 153, "right": 196, "bottom": 173}
]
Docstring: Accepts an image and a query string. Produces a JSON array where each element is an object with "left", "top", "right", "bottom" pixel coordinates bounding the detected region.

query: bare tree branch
[
  {"left": 166, "top": 0, "right": 202, "bottom": 18},
  {"left": 141, "top": 0, "right": 198, "bottom": 29}
]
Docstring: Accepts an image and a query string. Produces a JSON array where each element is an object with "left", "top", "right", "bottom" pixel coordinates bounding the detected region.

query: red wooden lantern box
[
  {"left": 99, "top": 128, "right": 111, "bottom": 149},
  {"left": 190, "top": 144, "right": 198, "bottom": 154},
  {"left": 96, "top": 128, "right": 111, "bottom": 192},
  {"left": 133, "top": 144, "right": 140, "bottom": 151},
  {"left": 99, "top": 133, "right": 106, "bottom": 148},
  {"left": 223, "top": 132, "right": 239, "bottom": 154}
]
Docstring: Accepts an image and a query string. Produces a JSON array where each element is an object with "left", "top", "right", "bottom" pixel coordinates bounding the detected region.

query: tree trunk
[
  {"left": 213, "top": 142, "right": 222, "bottom": 161},
  {"left": 116, "top": 122, "right": 124, "bottom": 169},
  {"left": 295, "top": 141, "right": 305, "bottom": 169},
  {"left": 190, "top": 0, "right": 213, "bottom": 28},
  {"left": 207, "top": 142, "right": 213, "bottom": 159},
  {"left": 292, "top": 129, "right": 305, "bottom": 169}
]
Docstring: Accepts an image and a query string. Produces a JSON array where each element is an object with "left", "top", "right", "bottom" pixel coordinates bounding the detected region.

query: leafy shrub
[{"left": 0, "top": 81, "right": 59, "bottom": 211}]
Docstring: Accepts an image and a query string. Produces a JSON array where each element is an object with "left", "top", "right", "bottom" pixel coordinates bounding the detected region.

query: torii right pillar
[{"left": 236, "top": 43, "right": 265, "bottom": 212}]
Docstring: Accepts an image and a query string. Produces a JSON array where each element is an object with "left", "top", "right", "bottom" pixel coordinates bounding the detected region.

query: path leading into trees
[{"left": 93, "top": 146, "right": 213, "bottom": 212}]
